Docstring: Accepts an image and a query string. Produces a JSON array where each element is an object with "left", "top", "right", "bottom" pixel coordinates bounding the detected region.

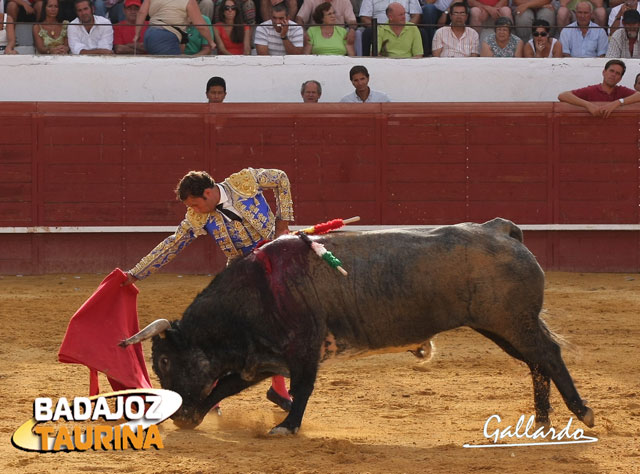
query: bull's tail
[{"left": 482, "top": 217, "right": 523, "bottom": 243}]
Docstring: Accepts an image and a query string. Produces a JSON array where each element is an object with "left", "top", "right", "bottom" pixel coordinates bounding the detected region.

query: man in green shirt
[
  {"left": 377, "top": 2, "right": 423, "bottom": 58},
  {"left": 184, "top": 15, "right": 215, "bottom": 56}
]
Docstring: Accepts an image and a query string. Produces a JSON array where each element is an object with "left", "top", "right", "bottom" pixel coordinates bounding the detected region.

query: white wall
[{"left": 0, "top": 55, "right": 632, "bottom": 103}]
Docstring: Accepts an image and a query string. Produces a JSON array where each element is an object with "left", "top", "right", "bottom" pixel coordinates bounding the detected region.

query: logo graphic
[
  {"left": 12, "top": 388, "right": 182, "bottom": 452},
  {"left": 463, "top": 414, "right": 598, "bottom": 448}
]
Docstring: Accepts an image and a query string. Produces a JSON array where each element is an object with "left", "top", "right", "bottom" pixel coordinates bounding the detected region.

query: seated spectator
[
  {"left": 136, "top": 0, "right": 215, "bottom": 55},
  {"left": 557, "top": 0, "right": 606, "bottom": 31},
  {"left": 255, "top": 3, "right": 303, "bottom": 55},
  {"left": 421, "top": 0, "right": 453, "bottom": 56},
  {"left": 301, "top": 80, "right": 322, "bottom": 102},
  {"left": 113, "top": 0, "right": 147, "bottom": 54},
  {"left": 296, "top": 0, "right": 356, "bottom": 28},
  {"left": 512, "top": 0, "right": 555, "bottom": 42},
  {"left": 0, "top": 12, "right": 18, "bottom": 54},
  {"left": 432, "top": 2, "right": 479, "bottom": 57},
  {"left": 468, "top": 0, "right": 512, "bottom": 36},
  {"left": 6, "top": 0, "right": 43, "bottom": 23},
  {"left": 377, "top": 2, "right": 422, "bottom": 57},
  {"left": 636, "top": 72, "right": 640, "bottom": 92},
  {"left": 206, "top": 76, "right": 226, "bottom": 102},
  {"left": 304, "top": 2, "right": 354, "bottom": 55},
  {"left": 184, "top": 13, "right": 214, "bottom": 54},
  {"left": 359, "top": 0, "right": 421, "bottom": 56},
  {"left": 558, "top": 59, "right": 640, "bottom": 118},
  {"left": 607, "top": 9, "right": 640, "bottom": 58},
  {"left": 33, "top": 0, "right": 70, "bottom": 54},
  {"left": 609, "top": 0, "right": 640, "bottom": 36},
  {"left": 559, "top": 1, "right": 607, "bottom": 57},
  {"left": 68, "top": 0, "right": 114, "bottom": 54},
  {"left": 197, "top": 0, "right": 215, "bottom": 20},
  {"left": 213, "top": 0, "right": 250, "bottom": 55},
  {"left": 480, "top": 16, "right": 522, "bottom": 56},
  {"left": 340, "top": 65, "right": 391, "bottom": 103},
  {"left": 523, "top": 18, "right": 562, "bottom": 57},
  {"left": 259, "top": 0, "right": 297, "bottom": 24},
  {"left": 93, "top": 0, "right": 126, "bottom": 24},
  {"left": 213, "top": 0, "right": 255, "bottom": 25}
]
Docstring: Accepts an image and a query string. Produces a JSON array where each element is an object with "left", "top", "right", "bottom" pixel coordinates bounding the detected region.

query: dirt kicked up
[{"left": 0, "top": 272, "right": 638, "bottom": 473}]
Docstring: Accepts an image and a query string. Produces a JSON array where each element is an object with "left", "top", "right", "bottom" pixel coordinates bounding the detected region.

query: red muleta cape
[{"left": 58, "top": 268, "right": 152, "bottom": 395}]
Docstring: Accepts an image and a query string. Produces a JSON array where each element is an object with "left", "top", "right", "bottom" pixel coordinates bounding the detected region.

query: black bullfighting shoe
[{"left": 266, "top": 387, "right": 292, "bottom": 412}]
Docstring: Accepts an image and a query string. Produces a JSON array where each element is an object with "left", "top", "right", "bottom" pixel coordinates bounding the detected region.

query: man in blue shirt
[{"left": 559, "top": 1, "right": 609, "bottom": 57}]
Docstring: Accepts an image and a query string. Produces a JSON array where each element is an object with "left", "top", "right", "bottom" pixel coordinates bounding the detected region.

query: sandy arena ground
[{"left": 0, "top": 272, "right": 639, "bottom": 473}]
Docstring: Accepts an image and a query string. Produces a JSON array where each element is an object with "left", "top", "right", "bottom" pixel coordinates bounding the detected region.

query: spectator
[
  {"left": 301, "top": 80, "right": 322, "bottom": 102},
  {"left": 255, "top": 3, "right": 303, "bottom": 55},
  {"left": 636, "top": 72, "right": 640, "bottom": 92},
  {"left": 421, "top": 0, "right": 453, "bottom": 56},
  {"left": 559, "top": 1, "right": 608, "bottom": 57},
  {"left": 33, "top": 0, "right": 70, "bottom": 54},
  {"left": 609, "top": 0, "right": 640, "bottom": 36},
  {"left": 340, "top": 65, "right": 391, "bottom": 103},
  {"left": 0, "top": 12, "right": 18, "bottom": 54},
  {"left": 296, "top": 0, "right": 356, "bottom": 27},
  {"left": 432, "top": 2, "right": 479, "bottom": 57},
  {"left": 213, "top": 0, "right": 250, "bottom": 54},
  {"left": 523, "top": 18, "right": 562, "bottom": 57},
  {"left": 68, "top": 0, "right": 114, "bottom": 54},
  {"left": 557, "top": 0, "right": 606, "bottom": 31},
  {"left": 259, "top": 0, "right": 298, "bottom": 24},
  {"left": 607, "top": 9, "right": 640, "bottom": 58},
  {"left": 480, "top": 16, "right": 522, "bottom": 56},
  {"left": 113, "top": 0, "right": 147, "bottom": 54},
  {"left": 512, "top": 0, "right": 555, "bottom": 42},
  {"left": 197, "top": 0, "right": 215, "bottom": 20},
  {"left": 468, "top": 0, "right": 512, "bottom": 36},
  {"left": 359, "top": 0, "right": 421, "bottom": 56},
  {"left": 184, "top": 11, "right": 214, "bottom": 54},
  {"left": 303, "top": 2, "right": 355, "bottom": 55},
  {"left": 213, "top": 0, "right": 255, "bottom": 25},
  {"left": 94, "top": 0, "right": 126, "bottom": 24},
  {"left": 135, "top": 0, "right": 215, "bottom": 55},
  {"left": 558, "top": 59, "right": 640, "bottom": 118},
  {"left": 377, "top": 2, "right": 423, "bottom": 57},
  {"left": 6, "top": 0, "right": 43, "bottom": 23},
  {"left": 206, "top": 76, "right": 226, "bottom": 102}
]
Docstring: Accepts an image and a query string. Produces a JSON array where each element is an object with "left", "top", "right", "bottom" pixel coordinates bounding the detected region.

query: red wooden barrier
[{"left": 0, "top": 102, "right": 638, "bottom": 274}]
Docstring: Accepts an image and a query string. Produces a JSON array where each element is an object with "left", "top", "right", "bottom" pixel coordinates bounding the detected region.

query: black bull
[{"left": 122, "top": 218, "right": 594, "bottom": 435}]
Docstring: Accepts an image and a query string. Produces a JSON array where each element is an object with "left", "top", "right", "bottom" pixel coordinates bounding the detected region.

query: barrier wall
[{"left": 0, "top": 102, "right": 638, "bottom": 274}]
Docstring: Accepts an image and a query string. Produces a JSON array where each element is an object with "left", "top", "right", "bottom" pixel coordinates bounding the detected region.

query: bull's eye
[{"left": 159, "top": 356, "right": 170, "bottom": 374}]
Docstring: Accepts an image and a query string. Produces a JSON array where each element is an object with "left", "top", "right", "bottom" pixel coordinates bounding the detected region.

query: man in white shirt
[
  {"left": 68, "top": 0, "right": 114, "bottom": 55},
  {"left": 432, "top": 2, "right": 479, "bottom": 57},
  {"left": 255, "top": 3, "right": 303, "bottom": 55},
  {"left": 359, "top": 0, "right": 421, "bottom": 55},
  {"left": 609, "top": 0, "right": 640, "bottom": 35},
  {"left": 340, "top": 65, "right": 391, "bottom": 103}
]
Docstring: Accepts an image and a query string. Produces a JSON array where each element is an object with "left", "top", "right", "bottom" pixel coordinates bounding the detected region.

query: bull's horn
[{"left": 118, "top": 319, "right": 171, "bottom": 347}]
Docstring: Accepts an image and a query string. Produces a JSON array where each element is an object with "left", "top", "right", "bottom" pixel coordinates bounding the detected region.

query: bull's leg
[
  {"left": 475, "top": 323, "right": 593, "bottom": 428},
  {"left": 474, "top": 328, "right": 551, "bottom": 425},
  {"left": 198, "top": 373, "right": 267, "bottom": 418},
  {"left": 269, "top": 360, "right": 319, "bottom": 435}
]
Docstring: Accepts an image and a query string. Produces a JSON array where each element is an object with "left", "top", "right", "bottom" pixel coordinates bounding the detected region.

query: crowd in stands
[{"left": 1, "top": 0, "right": 640, "bottom": 57}]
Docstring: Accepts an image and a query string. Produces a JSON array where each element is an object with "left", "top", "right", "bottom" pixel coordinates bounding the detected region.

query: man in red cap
[{"left": 113, "top": 0, "right": 148, "bottom": 54}]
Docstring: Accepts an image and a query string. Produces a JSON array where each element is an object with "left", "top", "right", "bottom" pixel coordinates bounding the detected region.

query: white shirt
[
  {"left": 340, "top": 89, "right": 391, "bottom": 103},
  {"left": 254, "top": 20, "right": 303, "bottom": 56},
  {"left": 359, "top": 0, "right": 422, "bottom": 23},
  {"left": 216, "top": 184, "right": 242, "bottom": 221},
  {"left": 68, "top": 16, "right": 114, "bottom": 55},
  {"left": 608, "top": 4, "right": 640, "bottom": 28}
]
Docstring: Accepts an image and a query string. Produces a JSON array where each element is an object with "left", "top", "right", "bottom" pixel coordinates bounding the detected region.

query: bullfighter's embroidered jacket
[{"left": 129, "top": 168, "right": 294, "bottom": 280}]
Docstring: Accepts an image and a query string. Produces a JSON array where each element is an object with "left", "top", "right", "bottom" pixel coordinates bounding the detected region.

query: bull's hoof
[
  {"left": 580, "top": 407, "right": 595, "bottom": 428},
  {"left": 172, "top": 418, "right": 200, "bottom": 430},
  {"left": 268, "top": 426, "right": 298, "bottom": 435},
  {"left": 266, "top": 387, "right": 292, "bottom": 412}
]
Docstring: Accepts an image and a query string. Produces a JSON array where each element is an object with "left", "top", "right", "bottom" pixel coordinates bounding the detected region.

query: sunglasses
[
  {"left": 224, "top": 5, "right": 237, "bottom": 10},
  {"left": 532, "top": 31, "right": 548, "bottom": 37}
]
